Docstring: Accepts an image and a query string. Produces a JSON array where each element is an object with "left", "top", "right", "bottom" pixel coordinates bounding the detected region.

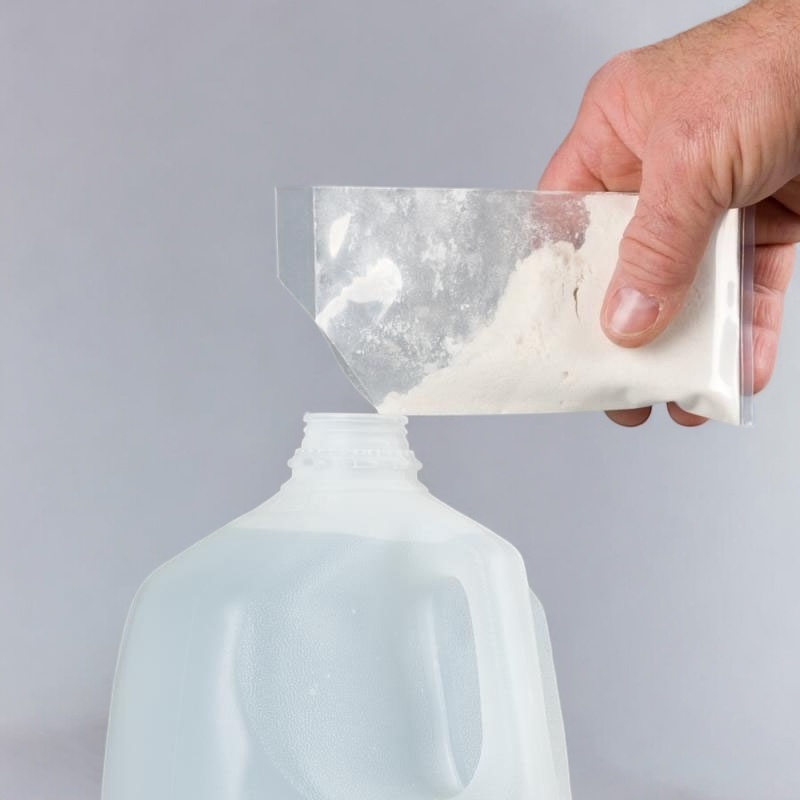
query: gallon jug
[{"left": 102, "top": 413, "right": 571, "bottom": 800}]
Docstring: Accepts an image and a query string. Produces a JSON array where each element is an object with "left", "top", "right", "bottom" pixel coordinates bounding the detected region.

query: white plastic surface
[{"left": 102, "top": 414, "right": 571, "bottom": 800}]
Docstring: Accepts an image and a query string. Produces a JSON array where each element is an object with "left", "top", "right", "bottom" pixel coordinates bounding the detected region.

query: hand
[{"left": 540, "top": 0, "right": 800, "bottom": 426}]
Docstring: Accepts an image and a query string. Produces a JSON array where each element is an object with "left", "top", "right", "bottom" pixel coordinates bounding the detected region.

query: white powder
[
  {"left": 328, "top": 213, "right": 352, "bottom": 258},
  {"left": 379, "top": 194, "right": 743, "bottom": 423},
  {"left": 317, "top": 257, "right": 403, "bottom": 333}
]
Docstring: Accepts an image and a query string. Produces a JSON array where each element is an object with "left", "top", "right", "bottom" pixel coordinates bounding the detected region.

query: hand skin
[{"left": 540, "top": 0, "right": 800, "bottom": 426}]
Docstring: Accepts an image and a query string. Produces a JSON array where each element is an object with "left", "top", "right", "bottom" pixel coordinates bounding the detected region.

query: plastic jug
[{"left": 102, "top": 413, "right": 571, "bottom": 800}]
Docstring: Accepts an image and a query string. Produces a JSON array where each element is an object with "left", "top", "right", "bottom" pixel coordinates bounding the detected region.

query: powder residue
[
  {"left": 378, "top": 194, "right": 741, "bottom": 423},
  {"left": 328, "top": 213, "right": 352, "bottom": 258},
  {"left": 316, "top": 257, "right": 403, "bottom": 333}
]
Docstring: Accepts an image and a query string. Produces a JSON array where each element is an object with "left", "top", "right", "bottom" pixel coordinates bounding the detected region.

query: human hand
[{"left": 540, "top": 0, "right": 800, "bottom": 426}]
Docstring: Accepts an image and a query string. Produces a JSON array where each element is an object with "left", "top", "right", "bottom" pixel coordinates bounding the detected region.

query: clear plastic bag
[{"left": 277, "top": 187, "right": 755, "bottom": 424}]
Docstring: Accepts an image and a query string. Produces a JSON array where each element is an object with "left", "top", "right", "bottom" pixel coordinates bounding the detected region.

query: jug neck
[{"left": 287, "top": 413, "right": 424, "bottom": 489}]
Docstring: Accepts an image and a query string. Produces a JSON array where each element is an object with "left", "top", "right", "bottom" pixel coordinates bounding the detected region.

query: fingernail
[{"left": 607, "top": 287, "right": 661, "bottom": 336}]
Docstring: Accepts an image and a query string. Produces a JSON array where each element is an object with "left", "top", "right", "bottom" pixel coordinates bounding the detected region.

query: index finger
[{"left": 538, "top": 127, "right": 607, "bottom": 192}]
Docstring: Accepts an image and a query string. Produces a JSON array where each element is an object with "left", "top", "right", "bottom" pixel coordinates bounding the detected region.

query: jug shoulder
[
  {"left": 424, "top": 494, "right": 527, "bottom": 564},
  {"left": 127, "top": 490, "right": 525, "bottom": 615}
]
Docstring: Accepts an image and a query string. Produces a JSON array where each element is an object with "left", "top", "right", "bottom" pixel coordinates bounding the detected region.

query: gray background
[{"left": 2, "top": 1, "right": 798, "bottom": 798}]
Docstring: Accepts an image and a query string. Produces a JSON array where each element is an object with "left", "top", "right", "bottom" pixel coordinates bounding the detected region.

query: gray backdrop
[{"left": 2, "top": 1, "right": 798, "bottom": 798}]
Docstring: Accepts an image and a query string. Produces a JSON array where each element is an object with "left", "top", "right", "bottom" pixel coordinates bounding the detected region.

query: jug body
[{"left": 102, "top": 414, "right": 570, "bottom": 800}]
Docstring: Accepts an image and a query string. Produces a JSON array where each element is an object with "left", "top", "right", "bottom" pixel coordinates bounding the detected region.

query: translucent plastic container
[{"left": 102, "top": 413, "right": 570, "bottom": 800}]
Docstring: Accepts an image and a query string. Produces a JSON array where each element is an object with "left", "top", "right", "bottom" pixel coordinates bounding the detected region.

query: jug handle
[
  {"left": 529, "top": 589, "right": 572, "bottom": 800},
  {"left": 444, "top": 549, "right": 563, "bottom": 800}
]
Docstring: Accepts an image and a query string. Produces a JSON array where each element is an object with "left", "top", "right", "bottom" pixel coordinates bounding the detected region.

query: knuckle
[
  {"left": 652, "top": 111, "right": 713, "bottom": 162},
  {"left": 618, "top": 219, "right": 695, "bottom": 290},
  {"left": 756, "top": 243, "right": 795, "bottom": 293},
  {"left": 673, "top": 114, "right": 717, "bottom": 150},
  {"left": 753, "top": 285, "right": 784, "bottom": 332},
  {"left": 586, "top": 50, "right": 638, "bottom": 97},
  {"left": 606, "top": 49, "right": 639, "bottom": 77},
  {"left": 661, "top": 124, "right": 713, "bottom": 181},
  {"left": 659, "top": 115, "right": 732, "bottom": 207}
]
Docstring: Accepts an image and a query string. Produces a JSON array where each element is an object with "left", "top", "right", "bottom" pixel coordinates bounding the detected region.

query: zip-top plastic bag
[{"left": 277, "top": 187, "right": 754, "bottom": 424}]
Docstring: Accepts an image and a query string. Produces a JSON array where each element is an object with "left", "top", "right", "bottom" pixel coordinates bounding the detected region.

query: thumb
[{"left": 601, "top": 147, "right": 725, "bottom": 347}]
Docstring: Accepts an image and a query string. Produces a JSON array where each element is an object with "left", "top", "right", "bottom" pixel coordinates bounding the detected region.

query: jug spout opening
[{"left": 288, "top": 412, "right": 423, "bottom": 478}]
